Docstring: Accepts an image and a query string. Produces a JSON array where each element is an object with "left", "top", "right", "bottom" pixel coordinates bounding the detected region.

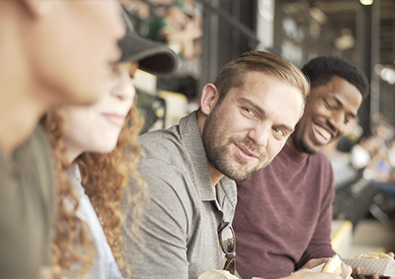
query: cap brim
[{"left": 118, "top": 32, "right": 178, "bottom": 76}]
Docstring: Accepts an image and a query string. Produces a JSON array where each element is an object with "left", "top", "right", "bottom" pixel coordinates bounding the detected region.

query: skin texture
[
  {"left": 0, "top": 0, "right": 125, "bottom": 156},
  {"left": 288, "top": 75, "right": 363, "bottom": 155},
  {"left": 24, "top": 0, "right": 126, "bottom": 105},
  {"left": 61, "top": 61, "right": 139, "bottom": 162},
  {"left": 198, "top": 71, "right": 305, "bottom": 185}
]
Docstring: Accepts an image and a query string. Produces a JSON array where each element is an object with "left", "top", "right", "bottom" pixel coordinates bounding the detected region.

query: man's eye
[
  {"left": 244, "top": 108, "right": 254, "bottom": 115},
  {"left": 324, "top": 99, "right": 334, "bottom": 109},
  {"left": 344, "top": 117, "right": 350, "bottom": 125},
  {"left": 273, "top": 127, "right": 286, "bottom": 137}
]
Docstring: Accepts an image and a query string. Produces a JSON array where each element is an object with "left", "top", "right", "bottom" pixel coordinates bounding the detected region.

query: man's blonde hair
[{"left": 214, "top": 50, "right": 310, "bottom": 117}]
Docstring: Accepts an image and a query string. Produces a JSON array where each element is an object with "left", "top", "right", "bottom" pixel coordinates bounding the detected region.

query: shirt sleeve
[
  {"left": 121, "top": 160, "right": 190, "bottom": 279},
  {"left": 35, "top": 125, "right": 58, "bottom": 267},
  {"left": 295, "top": 162, "right": 336, "bottom": 269}
]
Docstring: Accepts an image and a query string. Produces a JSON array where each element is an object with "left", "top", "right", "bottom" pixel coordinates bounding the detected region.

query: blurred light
[
  {"left": 360, "top": 0, "right": 374, "bottom": 5},
  {"left": 374, "top": 64, "right": 384, "bottom": 75},
  {"left": 334, "top": 29, "right": 355, "bottom": 51},
  {"left": 309, "top": 7, "right": 327, "bottom": 24},
  {"left": 380, "top": 67, "right": 395, "bottom": 85}
]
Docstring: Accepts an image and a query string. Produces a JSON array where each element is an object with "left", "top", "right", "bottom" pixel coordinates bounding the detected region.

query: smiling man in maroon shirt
[{"left": 233, "top": 56, "right": 369, "bottom": 279}]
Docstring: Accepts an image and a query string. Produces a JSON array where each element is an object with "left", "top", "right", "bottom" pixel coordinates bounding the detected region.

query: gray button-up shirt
[{"left": 121, "top": 111, "right": 237, "bottom": 279}]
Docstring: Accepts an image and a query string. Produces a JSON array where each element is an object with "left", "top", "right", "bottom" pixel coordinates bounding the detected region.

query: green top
[
  {"left": 147, "top": 16, "right": 167, "bottom": 44},
  {"left": 0, "top": 125, "right": 57, "bottom": 278}
]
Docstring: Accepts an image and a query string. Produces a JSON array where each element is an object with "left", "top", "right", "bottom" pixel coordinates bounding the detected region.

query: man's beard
[
  {"left": 298, "top": 138, "right": 318, "bottom": 155},
  {"left": 290, "top": 124, "right": 318, "bottom": 155},
  {"left": 291, "top": 131, "right": 318, "bottom": 155},
  {"left": 202, "top": 109, "right": 269, "bottom": 181}
]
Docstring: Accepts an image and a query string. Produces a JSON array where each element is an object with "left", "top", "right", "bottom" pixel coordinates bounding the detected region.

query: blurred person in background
[
  {"left": 41, "top": 11, "right": 177, "bottom": 279},
  {"left": 0, "top": 1, "right": 125, "bottom": 279},
  {"left": 147, "top": 0, "right": 203, "bottom": 101},
  {"left": 352, "top": 116, "right": 395, "bottom": 224},
  {"left": 352, "top": 115, "right": 395, "bottom": 185},
  {"left": 233, "top": 56, "right": 370, "bottom": 279},
  {"left": 371, "top": 138, "right": 395, "bottom": 222}
]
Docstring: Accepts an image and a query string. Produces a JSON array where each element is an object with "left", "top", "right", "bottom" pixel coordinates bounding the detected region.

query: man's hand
[
  {"left": 352, "top": 252, "right": 395, "bottom": 279},
  {"left": 352, "top": 266, "right": 394, "bottom": 279}
]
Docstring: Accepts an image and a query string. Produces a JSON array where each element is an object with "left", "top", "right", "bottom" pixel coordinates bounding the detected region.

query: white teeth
[{"left": 314, "top": 124, "right": 331, "bottom": 140}]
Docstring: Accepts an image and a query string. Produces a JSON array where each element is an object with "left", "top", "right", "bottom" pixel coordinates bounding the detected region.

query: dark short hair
[
  {"left": 213, "top": 50, "right": 310, "bottom": 106},
  {"left": 301, "top": 56, "right": 369, "bottom": 99}
]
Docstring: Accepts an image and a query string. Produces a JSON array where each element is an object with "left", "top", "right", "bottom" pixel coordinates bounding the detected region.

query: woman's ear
[{"left": 200, "top": 83, "right": 219, "bottom": 116}]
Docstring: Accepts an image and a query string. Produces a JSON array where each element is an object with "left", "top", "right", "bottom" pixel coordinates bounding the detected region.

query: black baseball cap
[{"left": 118, "top": 8, "right": 178, "bottom": 76}]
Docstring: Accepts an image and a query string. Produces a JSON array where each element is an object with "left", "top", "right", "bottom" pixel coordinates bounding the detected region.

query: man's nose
[
  {"left": 328, "top": 110, "right": 346, "bottom": 136},
  {"left": 248, "top": 122, "right": 271, "bottom": 147}
]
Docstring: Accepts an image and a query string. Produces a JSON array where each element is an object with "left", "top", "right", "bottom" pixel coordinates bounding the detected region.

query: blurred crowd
[
  {"left": 122, "top": 0, "right": 203, "bottom": 102},
  {"left": 324, "top": 112, "right": 395, "bottom": 222}
]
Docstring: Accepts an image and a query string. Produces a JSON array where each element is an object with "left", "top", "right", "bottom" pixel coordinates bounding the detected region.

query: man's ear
[{"left": 200, "top": 83, "right": 219, "bottom": 116}]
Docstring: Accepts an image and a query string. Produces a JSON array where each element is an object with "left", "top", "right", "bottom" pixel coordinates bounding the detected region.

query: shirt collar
[
  {"left": 67, "top": 163, "right": 85, "bottom": 198},
  {"left": 178, "top": 111, "right": 237, "bottom": 208}
]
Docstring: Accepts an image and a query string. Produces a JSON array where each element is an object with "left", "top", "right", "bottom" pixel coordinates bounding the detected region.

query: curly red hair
[
  {"left": 76, "top": 102, "right": 147, "bottom": 270},
  {"left": 41, "top": 102, "right": 148, "bottom": 278},
  {"left": 41, "top": 111, "right": 96, "bottom": 278}
]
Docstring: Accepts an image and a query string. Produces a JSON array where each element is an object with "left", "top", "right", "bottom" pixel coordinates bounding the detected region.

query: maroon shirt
[{"left": 234, "top": 144, "right": 336, "bottom": 279}]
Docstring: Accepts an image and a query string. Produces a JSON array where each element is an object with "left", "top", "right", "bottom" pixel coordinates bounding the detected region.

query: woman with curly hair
[{"left": 42, "top": 14, "right": 178, "bottom": 279}]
